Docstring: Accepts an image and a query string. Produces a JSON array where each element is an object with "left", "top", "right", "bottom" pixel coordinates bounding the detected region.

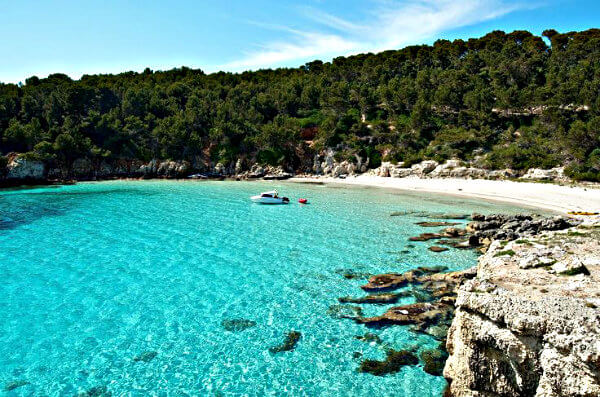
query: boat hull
[{"left": 250, "top": 196, "right": 289, "bottom": 204}]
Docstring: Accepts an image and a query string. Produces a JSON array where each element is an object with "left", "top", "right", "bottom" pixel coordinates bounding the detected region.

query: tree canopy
[{"left": 1, "top": 29, "right": 599, "bottom": 180}]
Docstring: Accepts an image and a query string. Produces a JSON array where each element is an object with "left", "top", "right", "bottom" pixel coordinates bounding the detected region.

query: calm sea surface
[{"left": 0, "top": 180, "right": 540, "bottom": 396}]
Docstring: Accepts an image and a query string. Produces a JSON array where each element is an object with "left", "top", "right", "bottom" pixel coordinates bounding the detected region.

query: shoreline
[
  {"left": 4, "top": 174, "right": 600, "bottom": 214},
  {"left": 289, "top": 175, "right": 600, "bottom": 214}
]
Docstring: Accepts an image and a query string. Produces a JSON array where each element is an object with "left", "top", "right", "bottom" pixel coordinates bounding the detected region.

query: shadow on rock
[{"left": 358, "top": 349, "right": 419, "bottom": 376}]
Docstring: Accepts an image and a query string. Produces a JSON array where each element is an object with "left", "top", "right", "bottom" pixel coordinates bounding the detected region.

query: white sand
[{"left": 289, "top": 175, "right": 600, "bottom": 214}]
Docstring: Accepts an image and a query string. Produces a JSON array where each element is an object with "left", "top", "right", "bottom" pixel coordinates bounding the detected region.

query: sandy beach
[{"left": 290, "top": 175, "right": 600, "bottom": 214}]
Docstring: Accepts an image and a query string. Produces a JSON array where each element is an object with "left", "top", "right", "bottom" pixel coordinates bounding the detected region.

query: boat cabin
[{"left": 260, "top": 190, "right": 279, "bottom": 198}]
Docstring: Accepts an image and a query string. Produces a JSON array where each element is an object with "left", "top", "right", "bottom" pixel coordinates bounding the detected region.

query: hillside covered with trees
[{"left": 1, "top": 29, "right": 599, "bottom": 181}]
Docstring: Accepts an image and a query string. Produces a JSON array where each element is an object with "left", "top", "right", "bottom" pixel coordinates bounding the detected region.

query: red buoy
[{"left": 298, "top": 198, "right": 308, "bottom": 204}]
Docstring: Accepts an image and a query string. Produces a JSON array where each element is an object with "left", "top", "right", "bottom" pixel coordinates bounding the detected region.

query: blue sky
[{"left": 1, "top": 0, "right": 599, "bottom": 83}]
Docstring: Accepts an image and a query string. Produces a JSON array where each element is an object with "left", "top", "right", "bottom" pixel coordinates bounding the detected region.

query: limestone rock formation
[
  {"left": 444, "top": 217, "right": 600, "bottom": 397},
  {"left": 521, "top": 167, "right": 566, "bottom": 181},
  {"left": 6, "top": 155, "right": 45, "bottom": 180}
]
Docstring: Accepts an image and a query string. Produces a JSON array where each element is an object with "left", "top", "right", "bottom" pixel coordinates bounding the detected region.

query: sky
[{"left": 1, "top": 0, "right": 599, "bottom": 84}]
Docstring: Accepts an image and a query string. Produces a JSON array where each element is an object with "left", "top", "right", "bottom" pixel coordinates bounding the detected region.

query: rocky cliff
[
  {"left": 0, "top": 148, "right": 584, "bottom": 186},
  {"left": 444, "top": 216, "right": 600, "bottom": 396}
]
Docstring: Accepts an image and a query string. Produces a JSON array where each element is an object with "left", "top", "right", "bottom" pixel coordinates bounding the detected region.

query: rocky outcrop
[
  {"left": 466, "top": 213, "right": 580, "bottom": 246},
  {"left": 310, "top": 149, "right": 365, "bottom": 177},
  {"left": 521, "top": 167, "right": 566, "bottom": 181},
  {"left": 5, "top": 155, "right": 45, "bottom": 180},
  {"left": 367, "top": 159, "right": 569, "bottom": 183},
  {"left": 444, "top": 216, "right": 600, "bottom": 397}
]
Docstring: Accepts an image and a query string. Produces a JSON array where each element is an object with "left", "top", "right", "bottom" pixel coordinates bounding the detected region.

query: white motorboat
[{"left": 250, "top": 190, "right": 290, "bottom": 204}]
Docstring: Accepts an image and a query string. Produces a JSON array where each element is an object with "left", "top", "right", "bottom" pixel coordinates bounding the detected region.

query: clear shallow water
[{"left": 0, "top": 180, "right": 540, "bottom": 396}]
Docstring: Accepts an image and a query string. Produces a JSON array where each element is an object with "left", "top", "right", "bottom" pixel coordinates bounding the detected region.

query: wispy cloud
[{"left": 220, "top": 0, "right": 532, "bottom": 71}]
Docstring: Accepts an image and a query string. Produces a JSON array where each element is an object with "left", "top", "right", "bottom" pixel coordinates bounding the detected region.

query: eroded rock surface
[{"left": 444, "top": 216, "right": 600, "bottom": 397}]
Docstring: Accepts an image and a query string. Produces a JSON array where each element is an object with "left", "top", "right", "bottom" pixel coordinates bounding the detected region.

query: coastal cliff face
[
  {"left": 444, "top": 217, "right": 600, "bottom": 396},
  {"left": 0, "top": 152, "right": 576, "bottom": 186},
  {"left": 5, "top": 155, "right": 46, "bottom": 180}
]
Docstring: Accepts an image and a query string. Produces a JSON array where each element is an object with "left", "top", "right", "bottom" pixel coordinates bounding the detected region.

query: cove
[{"left": 0, "top": 180, "right": 539, "bottom": 396}]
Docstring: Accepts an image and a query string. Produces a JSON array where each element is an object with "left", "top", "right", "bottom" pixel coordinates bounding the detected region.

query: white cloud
[
  {"left": 219, "top": 0, "right": 530, "bottom": 71},
  {"left": 222, "top": 32, "right": 360, "bottom": 70}
]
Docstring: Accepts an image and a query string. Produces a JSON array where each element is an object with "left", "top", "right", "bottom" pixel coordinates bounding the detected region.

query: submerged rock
[
  {"left": 334, "top": 268, "right": 372, "bottom": 280},
  {"left": 221, "top": 318, "right": 257, "bottom": 332},
  {"left": 4, "top": 380, "right": 30, "bottom": 391},
  {"left": 338, "top": 292, "right": 410, "bottom": 304},
  {"left": 433, "top": 214, "right": 470, "bottom": 220},
  {"left": 355, "top": 333, "right": 383, "bottom": 344},
  {"left": 327, "top": 304, "right": 363, "bottom": 318},
  {"left": 420, "top": 347, "right": 448, "bottom": 376},
  {"left": 442, "top": 227, "right": 467, "bottom": 237},
  {"left": 77, "top": 385, "right": 111, "bottom": 397},
  {"left": 409, "top": 233, "right": 443, "bottom": 242},
  {"left": 269, "top": 331, "right": 301, "bottom": 354},
  {"left": 390, "top": 211, "right": 409, "bottom": 217},
  {"left": 355, "top": 301, "right": 454, "bottom": 328},
  {"left": 437, "top": 239, "right": 472, "bottom": 249},
  {"left": 416, "top": 222, "right": 461, "bottom": 227},
  {"left": 429, "top": 246, "right": 449, "bottom": 253},
  {"left": 361, "top": 267, "right": 447, "bottom": 292},
  {"left": 358, "top": 350, "right": 419, "bottom": 376},
  {"left": 133, "top": 351, "right": 158, "bottom": 363}
]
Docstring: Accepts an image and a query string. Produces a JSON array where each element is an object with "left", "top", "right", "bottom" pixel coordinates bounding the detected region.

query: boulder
[
  {"left": 213, "top": 162, "right": 225, "bottom": 175},
  {"left": 248, "top": 164, "right": 265, "bottom": 178},
  {"left": 390, "top": 167, "right": 413, "bottom": 178},
  {"left": 411, "top": 160, "right": 438, "bottom": 176},
  {"left": 521, "top": 167, "right": 565, "bottom": 181},
  {"left": 378, "top": 162, "right": 391, "bottom": 177},
  {"left": 429, "top": 159, "right": 461, "bottom": 177},
  {"left": 488, "top": 169, "right": 517, "bottom": 179},
  {"left": 157, "top": 160, "right": 189, "bottom": 177},
  {"left": 234, "top": 159, "right": 243, "bottom": 174},
  {"left": 139, "top": 159, "right": 158, "bottom": 175}
]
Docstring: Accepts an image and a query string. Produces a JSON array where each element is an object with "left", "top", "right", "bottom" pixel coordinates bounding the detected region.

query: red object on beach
[{"left": 298, "top": 198, "right": 308, "bottom": 204}]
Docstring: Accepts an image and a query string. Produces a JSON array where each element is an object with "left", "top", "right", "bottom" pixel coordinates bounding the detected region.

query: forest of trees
[{"left": 1, "top": 29, "right": 599, "bottom": 180}]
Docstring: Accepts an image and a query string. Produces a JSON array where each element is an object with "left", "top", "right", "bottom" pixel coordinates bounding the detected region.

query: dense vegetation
[{"left": 1, "top": 29, "right": 599, "bottom": 180}]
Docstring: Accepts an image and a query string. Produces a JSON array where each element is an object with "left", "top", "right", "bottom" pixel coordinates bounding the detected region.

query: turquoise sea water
[{"left": 0, "top": 180, "right": 540, "bottom": 396}]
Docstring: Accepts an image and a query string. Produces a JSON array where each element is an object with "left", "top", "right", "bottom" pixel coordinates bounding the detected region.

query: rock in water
[
  {"left": 326, "top": 304, "right": 363, "bottom": 319},
  {"left": 269, "top": 331, "right": 301, "bottom": 354},
  {"left": 355, "top": 333, "right": 383, "bottom": 344},
  {"left": 338, "top": 292, "right": 409, "bottom": 304},
  {"left": 409, "top": 233, "right": 443, "bottom": 241},
  {"left": 4, "top": 380, "right": 29, "bottom": 391},
  {"left": 429, "top": 246, "right": 449, "bottom": 253},
  {"left": 334, "top": 268, "right": 372, "bottom": 280},
  {"left": 420, "top": 347, "right": 448, "bottom": 376},
  {"left": 361, "top": 267, "right": 447, "bottom": 291},
  {"left": 221, "top": 318, "right": 257, "bottom": 332},
  {"left": 355, "top": 301, "right": 454, "bottom": 328},
  {"left": 358, "top": 350, "right": 418, "bottom": 376},
  {"left": 77, "top": 385, "right": 111, "bottom": 397},
  {"left": 416, "top": 222, "right": 461, "bottom": 227},
  {"left": 133, "top": 351, "right": 158, "bottom": 362}
]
